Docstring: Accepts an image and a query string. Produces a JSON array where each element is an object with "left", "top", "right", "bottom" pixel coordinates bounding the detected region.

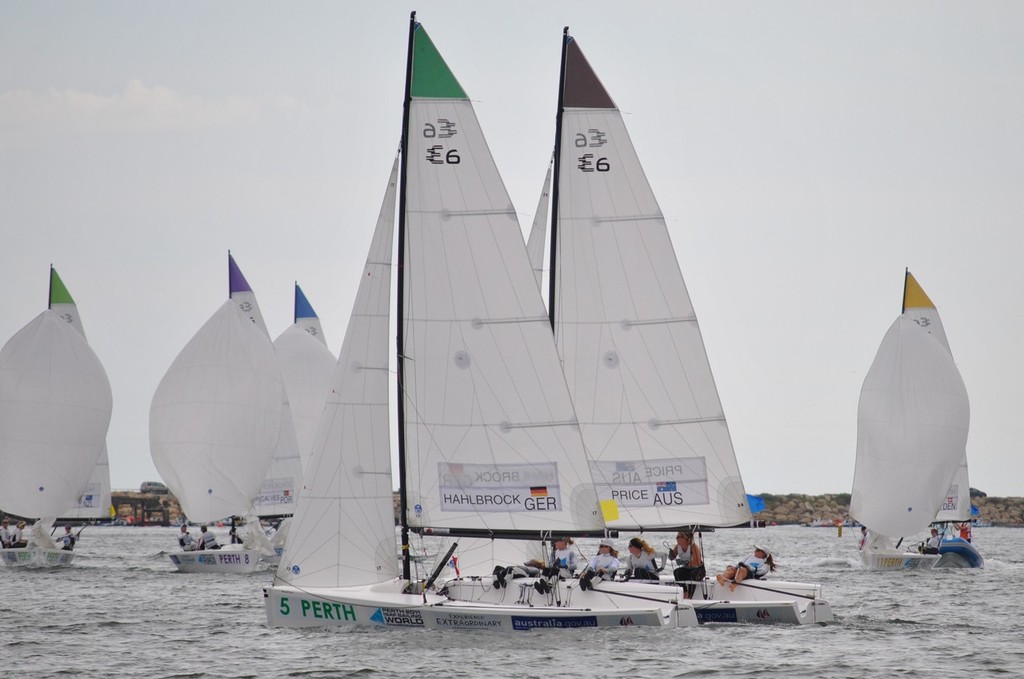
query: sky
[{"left": 2, "top": 2, "right": 1023, "bottom": 497}]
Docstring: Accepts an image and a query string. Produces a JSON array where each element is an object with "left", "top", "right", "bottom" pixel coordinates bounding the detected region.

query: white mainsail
[
  {"left": 280, "top": 156, "right": 400, "bottom": 589},
  {"left": 150, "top": 300, "right": 283, "bottom": 523},
  {"left": 0, "top": 309, "right": 111, "bottom": 520},
  {"left": 401, "top": 27, "right": 601, "bottom": 537},
  {"left": 273, "top": 284, "right": 335, "bottom": 477},
  {"left": 547, "top": 35, "right": 749, "bottom": 529},
  {"left": 849, "top": 272, "right": 970, "bottom": 539},
  {"left": 227, "top": 255, "right": 303, "bottom": 517},
  {"left": 48, "top": 267, "right": 113, "bottom": 520}
]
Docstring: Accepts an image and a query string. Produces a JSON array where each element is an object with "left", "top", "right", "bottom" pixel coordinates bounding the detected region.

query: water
[{"left": 3, "top": 525, "right": 1022, "bottom": 678}]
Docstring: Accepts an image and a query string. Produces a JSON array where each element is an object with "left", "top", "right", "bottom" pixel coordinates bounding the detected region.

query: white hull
[
  {"left": 0, "top": 548, "right": 75, "bottom": 568},
  {"left": 265, "top": 580, "right": 696, "bottom": 630},
  {"left": 860, "top": 549, "right": 940, "bottom": 571},
  {"left": 445, "top": 576, "right": 832, "bottom": 626},
  {"left": 169, "top": 548, "right": 263, "bottom": 573}
]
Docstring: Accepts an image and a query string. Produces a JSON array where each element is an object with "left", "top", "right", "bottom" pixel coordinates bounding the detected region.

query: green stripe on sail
[
  {"left": 49, "top": 267, "right": 75, "bottom": 306},
  {"left": 411, "top": 24, "right": 467, "bottom": 99}
]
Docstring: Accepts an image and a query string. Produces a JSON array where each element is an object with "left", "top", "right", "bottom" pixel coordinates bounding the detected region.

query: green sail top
[
  {"left": 49, "top": 267, "right": 75, "bottom": 307},
  {"left": 410, "top": 24, "right": 467, "bottom": 99}
]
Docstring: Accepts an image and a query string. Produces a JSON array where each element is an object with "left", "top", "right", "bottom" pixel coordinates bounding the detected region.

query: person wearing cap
[
  {"left": 544, "top": 537, "right": 577, "bottom": 578},
  {"left": 922, "top": 528, "right": 941, "bottom": 555},
  {"left": 624, "top": 537, "right": 659, "bottom": 581},
  {"left": 0, "top": 519, "right": 11, "bottom": 549},
  {"left": 177, "top": 525, "right": 196, "bottom": 551},
  {"left": 578, "top": 538, "right": 620, "bottom": 591},
  {"left": 9, "top": 521, "right": 27, "bottom": 548},
  {"left": 668, "top": 531, "right": 705, "bottom": 599}
]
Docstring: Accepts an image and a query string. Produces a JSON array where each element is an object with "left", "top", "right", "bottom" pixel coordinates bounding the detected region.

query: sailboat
[
  {"left": 0, "top": 267, "right": 112, "bottom": 567},
  {"left": 264, "top": 14, "right": 700, "bottom": 630},
  {"left": 850, "top": 270, "right": 972, "bottom": 570},
  {"left": 443, "top": 29, "right": 832, "bottom": 625},
  {"left": 150, "top": 255, "right": 283, "bottom": 573}
]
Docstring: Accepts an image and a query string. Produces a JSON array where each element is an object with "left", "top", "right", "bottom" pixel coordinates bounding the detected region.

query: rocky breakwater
[{"left": 754, "top": 492, "right": 1024, "bottom": 527}]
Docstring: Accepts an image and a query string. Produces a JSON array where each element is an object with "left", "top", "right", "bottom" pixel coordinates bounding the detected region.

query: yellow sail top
[{"left": 903, "top": 271, "right": 935, "bottom": 310}]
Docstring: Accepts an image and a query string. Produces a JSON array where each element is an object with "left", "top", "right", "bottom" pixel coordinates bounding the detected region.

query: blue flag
[{"left": 747, "top": 494, "right": 766, "bottom": 514}]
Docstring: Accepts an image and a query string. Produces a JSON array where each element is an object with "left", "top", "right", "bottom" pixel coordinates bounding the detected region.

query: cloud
[{"left": 0, "top": 80, "right": 263, "bottom": 146}]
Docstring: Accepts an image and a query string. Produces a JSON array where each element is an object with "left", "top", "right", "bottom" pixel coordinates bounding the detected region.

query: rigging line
[
  {"left": 591, "top": 214, "right": 665, "bottom": 224},
  {"left": 727, "top": 579, "right": 820, "bottom": 601}
]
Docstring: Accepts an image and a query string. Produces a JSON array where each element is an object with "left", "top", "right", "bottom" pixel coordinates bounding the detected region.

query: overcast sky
[{"left": 2, "top": 2, "right": 1022, "bottom": 497}]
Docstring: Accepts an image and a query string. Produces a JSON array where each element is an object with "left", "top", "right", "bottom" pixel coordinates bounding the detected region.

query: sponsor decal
[
  {"left": 370, "top": 607, "right": 424, "bottom": 627},
  {"left": 510, "top": 616, "right": 598, "bottom": 630},
  {"left": 591, "top": 457, "right": 709, "bottom": 508},
  {"left": 619, "top": 616, "right": 635, "bottom": 626},
  {"left": 288, "top": 597, "right": 356, "bottom": 621},
  {"left": 756, "top": 608, "right": 772, "bottom": 620},
  {"left": 439, "top": 462, "right": 561, "bottom": 513},
  {"left": 696, "top": 608, "right": 738, "bottom": 624},
  {"left": 878, "top": 557, "right": 904, "bottom": 569},
  {"left": 432, "top": 613, "right": 502, "bottom": 629}
]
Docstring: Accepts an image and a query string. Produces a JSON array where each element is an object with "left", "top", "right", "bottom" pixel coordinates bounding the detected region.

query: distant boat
[
  {"left": 851, "top": 270, "right": 973, "bottom": 570},
  {"left": 0, "top": 267, "right": 112, "bottom": 567},
  {"left": 150, "top": 254, "right": 283, "bottom": 573}
]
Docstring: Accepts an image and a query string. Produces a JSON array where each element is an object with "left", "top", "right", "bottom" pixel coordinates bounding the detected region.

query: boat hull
[
  {"left": 445, "top": 575, "right": 832, "bottom": 626},
  {"left": 860, "top": 549, "right": 939, "bottom": 570},
  {"left": 264, "top": 581, "right": 695, "bottom": 630},
  {"left": 936, "top": 538, "right": 984, "bottom": 568},
  {"left": 169, "top": 548, "right": 263, "bottom": 573},
  {"left": 0, "top": 548, "right": 75, "bottom": 568}
]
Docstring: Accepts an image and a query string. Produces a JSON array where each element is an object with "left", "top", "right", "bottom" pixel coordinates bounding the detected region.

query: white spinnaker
[
  {"left": 232, "top": 286, "right": 304, "bottom": 516},
  {"left": 850, "top": 315, "right": 969, "bottom": 538},
  {"left": 402, "top": 97, "right": 602, "bottom": 536},
  {"left": 52, "top": 294, "right": 112, "bottom": 520},
  {"left": 553, "top": 76, "right": 749, "bottom": 529},
  {"left": 279, "top": 157, "right": 399, "bottom": 589},
  {"left": 525, "top": 160, "right": 552, "bottom": 294},
  {"left": 273, "top": 323, "right": 335, "bottom": 475},
  {"left": 0, "top": 311, "right": 111, "bottom": 518},
  {"left": 150, "top": 301, "right": 282, "bottom": 523}
]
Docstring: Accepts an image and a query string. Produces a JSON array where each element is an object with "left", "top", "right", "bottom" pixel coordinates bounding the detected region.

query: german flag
[{"left": 530, "top": 486, "right": 548, "bottom": 497}]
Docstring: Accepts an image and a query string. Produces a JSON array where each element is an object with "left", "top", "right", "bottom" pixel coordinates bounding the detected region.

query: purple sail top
[{"left": 228, "top": 253, "right": 253, "bottom": 296}]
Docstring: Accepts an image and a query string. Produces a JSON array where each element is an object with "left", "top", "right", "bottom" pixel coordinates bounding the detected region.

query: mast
[
  {"left": 901, "top": 267, "right": 909, "bottom": 315},
  {"left": 547, "top": 27, "right": 569, "bottom": 332},
  {"left": 396, "top": 10, "right": 416, "bottom": 582}
]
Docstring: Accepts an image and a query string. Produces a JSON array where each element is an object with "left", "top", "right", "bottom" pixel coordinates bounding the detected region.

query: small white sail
[
  {"left": 850, "top": 314, "right": 970, "bottom": 538},
  {"left": 401, "top": 32, "right": 602, "bottom": 536},
  {"left": 525, "top": 159, "right": 553, "bottom": 293},
  {"left": 551, "top": 37, "right": 749, "bottom": 529},
  {"left": 150, "top": 300, "right": 283, "bottom": 523},
  {"left": 273, "top": 285, "right": 336, "bottom": 477},
  {"left": 280, "top": 156, "right": 400, "bottom": 589},
  {"left": 0, "top": 311, "right": 111, "bottom": 519}
]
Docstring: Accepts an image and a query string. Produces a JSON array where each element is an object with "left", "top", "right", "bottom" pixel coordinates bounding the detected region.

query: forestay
[
  {"left": 549, "top": 36, "right": 749, "bottom": 529},
  {"left": 401, "top": 24, "right": 602, "bottom": 536}
]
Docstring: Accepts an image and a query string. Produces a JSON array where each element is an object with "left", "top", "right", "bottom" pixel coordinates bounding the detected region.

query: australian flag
[{"left": 656, "top": 481, "right": 677, "bottom": 492}]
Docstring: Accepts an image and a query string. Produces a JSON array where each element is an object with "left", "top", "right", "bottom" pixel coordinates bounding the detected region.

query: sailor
[
  {"left": 624, "top": 537, "right": 659, "bottom": 581},
  {"left": 0, "top": 518, "right": 11, "bottom": 548},
  {"left": 578, "top": 538, "right": 620, "bottom": 591},
  {"left": 197, "top": 525, "right": 220, "bottom": 551},
  {"left": 857, "top": 526, "right": 869, "bottom": 550},
  {"left": 9, "top": 521, "right": 27, "bottom": 548},
  {"left": 228, "top": 526, "right": 244, "bottom": 545},
  {"left": 58, "top": 525, "right": 76, "bottom": 551},
  {"left": 545, "top": 537, "right": 577, "bottom": 578},
  {"left": 922, "top": 528, "right": 941, "bottom": 554},
  {"left": 177, "top": 525, "right": 196, "bottom": 551},
  {"left": 718, "top": 546, "right": 776, "bottom": 591},
  {"left": 668, "top": 531, "right": 705, "bottom": 599}
]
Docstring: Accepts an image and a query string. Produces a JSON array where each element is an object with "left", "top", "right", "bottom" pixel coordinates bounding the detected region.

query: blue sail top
[{"left": 294, "top": 283, "right": 318, "bottom": 322}]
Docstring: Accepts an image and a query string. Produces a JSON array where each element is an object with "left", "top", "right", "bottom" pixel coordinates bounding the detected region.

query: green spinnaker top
[
  {"left": 49, "top": 267, "right": 74, "bottom": 307},
  {"left": 410, "top": 24, "right": 467, "bottom": 99}
]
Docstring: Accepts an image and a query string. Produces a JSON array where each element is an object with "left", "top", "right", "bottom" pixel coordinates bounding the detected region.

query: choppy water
[{"left": 3, "top": 524, "right": 1022, "bottom": 678}]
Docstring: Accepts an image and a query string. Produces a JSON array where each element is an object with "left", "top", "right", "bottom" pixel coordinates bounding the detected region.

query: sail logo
[
  {"left": 370, "top": 607, "right": 424, "bottom": 627},
  {"left": 756, "top": 608, "right": 772, "bottom": 620},
  {"left": 591, "top": 457, "right": 709, "bottom": 508},
  {"left": 619, "top": 616, "right": 635, "bottom": 626}
]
